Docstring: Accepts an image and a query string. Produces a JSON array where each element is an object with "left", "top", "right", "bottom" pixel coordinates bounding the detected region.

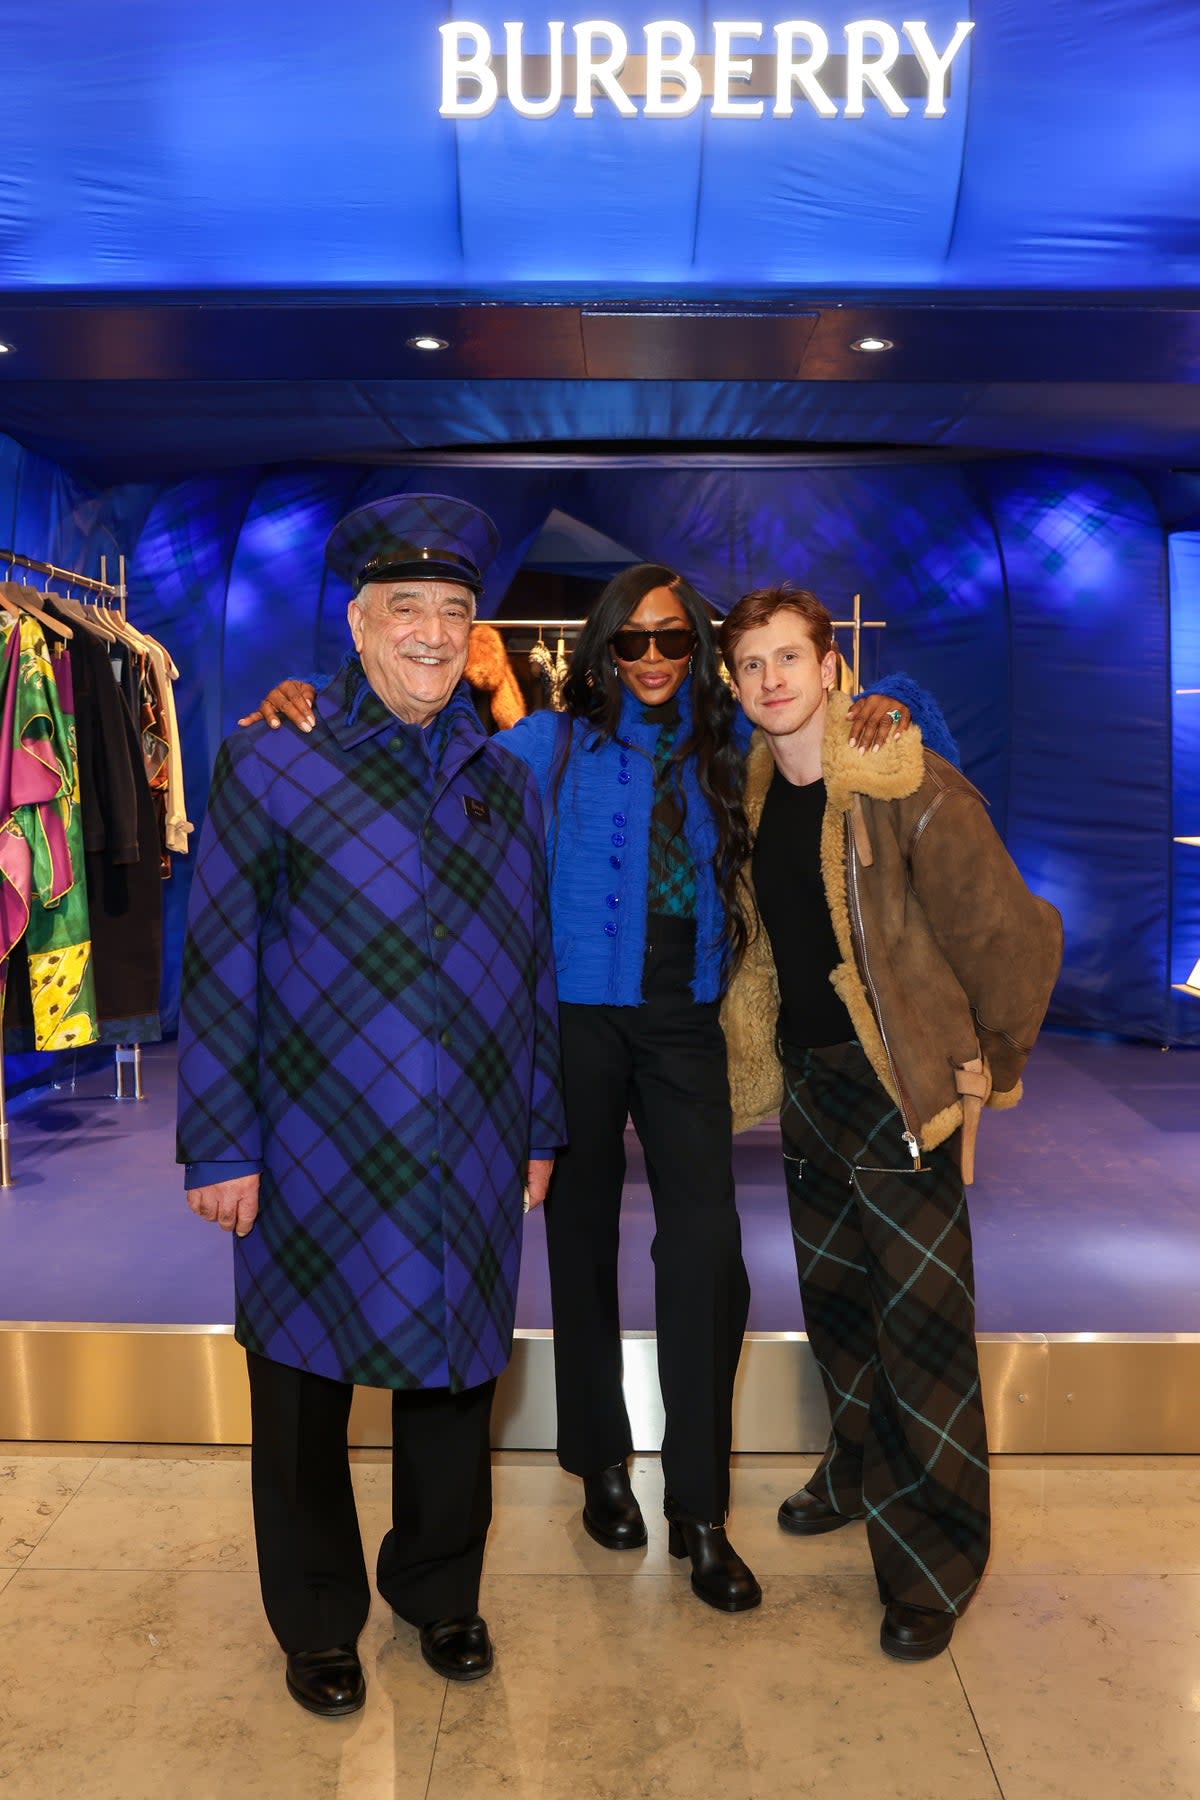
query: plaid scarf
[{"left": 644, "top": 701, "right": 696, "bottom": 919}]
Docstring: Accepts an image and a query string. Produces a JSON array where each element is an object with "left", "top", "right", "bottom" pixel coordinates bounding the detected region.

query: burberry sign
[{"left": 439, "top": 19, "right": 975, "bottom": 119}]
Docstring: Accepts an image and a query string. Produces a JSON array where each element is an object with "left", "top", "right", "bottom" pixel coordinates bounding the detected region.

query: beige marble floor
[{"left": 0, "top": 1447, "right": 1196, "bottom": 1799}]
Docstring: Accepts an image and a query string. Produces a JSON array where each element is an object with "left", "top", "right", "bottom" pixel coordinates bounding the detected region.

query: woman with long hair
[
  {"left": 501, "top": 563, "right": 760, "bottom": 1609},
  {"left": 243, "top": 557, "right": 919, "bottom": 1613}
]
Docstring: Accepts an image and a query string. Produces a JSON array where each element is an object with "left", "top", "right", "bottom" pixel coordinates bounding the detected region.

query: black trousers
[
  {"left": 543, "top": 919, "right": 750, "bottom": 1521},
  {"left": 780, "top": 1040, "right": 990, "bottom": 1616},
  {"left": 246, "top": 1350, "right": 496, "bottom": 1654}
]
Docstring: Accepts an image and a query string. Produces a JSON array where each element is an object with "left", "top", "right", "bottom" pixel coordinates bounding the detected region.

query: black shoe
[
  {"left": 419, "top": 1614, "right": 495, "bottom": 1682},
  {"left": 582, "top": 1462, "right": 648, "bottom": 1550},
  {"left": 777, "top": 1488, "right": 865, "bottom": 1536},
  {"left": 285, "top": 1645, "right": 365, "bottom": 1717},
  {"left": 664, "top": 1499, "right": 762, "bottom": 1613},
  {"left": 880, "top": 1601, "right": 956, "bottom": 1662}
]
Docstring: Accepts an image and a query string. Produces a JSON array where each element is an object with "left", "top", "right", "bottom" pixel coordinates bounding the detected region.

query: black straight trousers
[
  {"left": 543, "top": 919, "right": 750, "bottom": 1522},
  {"left": 246, "top": 1350, "right": 496, "bottom": 1654}
]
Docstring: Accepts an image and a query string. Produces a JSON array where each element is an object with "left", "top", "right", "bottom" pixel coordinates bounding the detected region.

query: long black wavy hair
[{"left": 553, "top": 563, "right": 750, "bottom": 973}]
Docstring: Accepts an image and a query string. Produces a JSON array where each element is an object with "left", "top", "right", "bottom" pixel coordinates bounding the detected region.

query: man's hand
[
  {"left": 187, "top": 1174, "right": 261, "bottom": 1237},
  {"left": 847, "top": 693, "right": 911, "bottom": 754},
  {"left": 524, "top": 1158, "right": 554, "bottom": 1211},
  {"left": 237, "top": 681, "right": 318, "bottom": 732}
]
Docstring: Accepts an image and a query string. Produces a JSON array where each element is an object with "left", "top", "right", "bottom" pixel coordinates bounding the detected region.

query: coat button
[
  {"left": 433, "top": 924, "right": 448, "bottom": 940},
  {"left": 612, "top": 813, "right": 626, "bottom": 827},
  {"left": 617, "top": 771, "right": 631, "bottom": 785},
  {"left": 603, "top": 922, "right": 618, "bottom": 937},
  {"left": 610, "top": 855, "right": 621, "bottom": 870},
  {"left": 423, "top": 823, "right": 433, "bottom": 841},
  {"left": 606, "top": 894, "right": 619, "bottom": 908},
  {"left": 611, "top": 833, "right": 625, "bottom": 848},
  {"left": 619, "top": 753, "right": 629, "bottom": 767},
  {"left": 440, "top": 1029, "right": 452, "bottom": 1048}
]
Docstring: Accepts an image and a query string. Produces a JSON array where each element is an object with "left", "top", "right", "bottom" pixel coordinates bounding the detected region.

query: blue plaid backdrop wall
[{"left": 0, "top": 437, "right": 1188, "bottom": 1046}]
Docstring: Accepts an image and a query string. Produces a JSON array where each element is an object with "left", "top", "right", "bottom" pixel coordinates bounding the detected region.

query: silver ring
[{"left": 886, "top": 708, "right": 902, "bottom": 724}]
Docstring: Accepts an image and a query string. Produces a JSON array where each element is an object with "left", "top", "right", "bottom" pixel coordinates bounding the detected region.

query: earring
[{"left": 687, "top": 655, "right": 694, "bottom": 674}]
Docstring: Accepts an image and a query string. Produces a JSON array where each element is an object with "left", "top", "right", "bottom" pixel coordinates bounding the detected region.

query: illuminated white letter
[
  {"left": 645, "top": 19, "right": 703, "bottom": 116},
  {"left": 844, "top": 19, "right": 907, "bottom": 117},
  {"left": 902, "top": 19, "right": 974, "bottom": 118},
  {"left": 573, "top": 20, "right": 636, "bottom": 116},
  {"left": 712, "top": 20, "right": 764, "bottom": 117},
  {"left": 439, "top": 22, "right": 498, "bottom": 117},
  {"left": 504, "top": 20, "right": 566, "bottom": 119},
  {"left": 773, "top": 20, "right": 835, "bottom": 117}
]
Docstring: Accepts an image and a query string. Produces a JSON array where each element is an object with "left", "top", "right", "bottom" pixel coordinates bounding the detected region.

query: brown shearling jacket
[{"left": 722, "top": 690, "right": 1063, "bottom": 1182}]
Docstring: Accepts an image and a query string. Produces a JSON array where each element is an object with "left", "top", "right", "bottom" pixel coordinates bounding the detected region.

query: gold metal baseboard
[{"left": 1, "top": 1325, "right": 1198, "bottom": 1453}]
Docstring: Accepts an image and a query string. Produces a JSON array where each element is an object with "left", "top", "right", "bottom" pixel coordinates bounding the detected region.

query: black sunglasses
[{"left": 610, "top": 626, "right": 697, "bottom": 663}]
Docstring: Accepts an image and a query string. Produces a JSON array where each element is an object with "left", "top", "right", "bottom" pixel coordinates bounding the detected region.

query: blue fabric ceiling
[
  {"left": 1, "top": 378, "right": 1198, "bottom": 485},
  {"left": 2, "top": 0, "right": 1196, "bottom": 294},
  {"left": 0, "top": 1, "right": 1195, "bottom": 475}
]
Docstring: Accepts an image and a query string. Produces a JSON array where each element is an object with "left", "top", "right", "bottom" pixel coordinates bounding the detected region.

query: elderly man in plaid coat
[{"left": 177, "top": 496, "right": 564, "bottom": 1719}]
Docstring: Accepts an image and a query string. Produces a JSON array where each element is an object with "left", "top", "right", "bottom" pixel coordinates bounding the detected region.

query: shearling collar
[
  {"left": 820, "top": 690, "right": 926, "bottom": 812},
  {"left": 743, "top": 689, "right": 925, "bottom": 828}
]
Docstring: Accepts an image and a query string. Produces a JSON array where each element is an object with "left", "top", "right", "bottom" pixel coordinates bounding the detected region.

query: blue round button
[
  {"left": 611, "top": 833, "right": 625, "bottom": 848},
  {"left": 606, "top": 894, "right": 619, "bottom": 909},
  {"left": 619, "top": 753, "right": 629, "bottom": 767},
  {"left": 603, "top": 921, "right": 618, "bottom": 937},
  {"left": 609, "top": 855, "right": 621, "bottom": 870},
  {"left": 617, "top": 771, "right": 631, "bottom": 785},
  {"left": 612, "top": 813, "right": 626, "bottom": 827}
]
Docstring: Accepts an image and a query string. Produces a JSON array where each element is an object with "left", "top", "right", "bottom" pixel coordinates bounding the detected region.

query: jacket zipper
[{"left": 846, "top": 818, "right": 922, "bottom": 1168}]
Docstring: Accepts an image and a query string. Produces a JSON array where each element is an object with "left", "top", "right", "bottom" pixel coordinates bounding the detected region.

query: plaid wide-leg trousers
[{"left": 779, "top": 1039, "right": 990, "bottom": 1617}]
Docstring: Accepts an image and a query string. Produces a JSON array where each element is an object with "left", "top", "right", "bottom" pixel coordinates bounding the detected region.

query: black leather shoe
[
  {"left": 419, "top": 1614, "right": 495, "bottom": 1682},
  {"left": 285, "top": 1645, "right": 365, "bottom": 1717},
  {"left": 777, "top": 1488, "right": 865, "bottom": 1536},
  {"left": 880, "top": 1601, "right": 956, "bottom": 1662},
  {"left": 582, "top": 1462, "right": 648, "bottom": 1550},
  {"left": 664, "top": 1499, "right": 762, "bottom": 1613}
]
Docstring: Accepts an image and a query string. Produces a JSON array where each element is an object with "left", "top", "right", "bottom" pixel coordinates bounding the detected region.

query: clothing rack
[
  {"left": 484, "top": 594, "right": 886, "bottom": 690},
  {"left": 0, "top": 548, "right": 139, "bottom": 1189}
]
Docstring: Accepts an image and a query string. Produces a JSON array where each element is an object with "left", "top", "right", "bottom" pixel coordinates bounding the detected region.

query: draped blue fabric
[
  {"left": 0, "top": 431, "right": 1189, "bottom": 1042},
  {"left": 0, "top": 0, "right": 1196, "bottom": 292},
  {"left": 3, "top": 382, "right": 1200, "bottom": 477},
  {"left": 124, "top": 474, "right": 262, "bottom": 1035},
  {"left": 975, "top": 464, "right": 1174, "bottom": 1042}
]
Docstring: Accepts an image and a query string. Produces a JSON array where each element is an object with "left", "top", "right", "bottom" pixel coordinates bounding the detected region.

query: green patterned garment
[
  {"left": 0, "top": 615, "right": 98, "bottom": 1048},
  {"left": 645, "top": 703, "right": 697, "bottom": 920}
]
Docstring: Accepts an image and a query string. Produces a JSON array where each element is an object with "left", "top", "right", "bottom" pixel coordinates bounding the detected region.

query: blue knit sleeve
[
  {"left": 497, "top": 709, "right": 572, "bottom": 794},
  {"left": 861, "top": 672, "right": 960, "bottom": 768}
]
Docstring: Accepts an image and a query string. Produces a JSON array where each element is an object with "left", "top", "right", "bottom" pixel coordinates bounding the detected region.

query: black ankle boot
[
  {"left": 664, "top": 1498, "right": 762, "bottom": 1613},
  {"left": 582, "top": 1462, "right": 647, "bottom": 1550}
]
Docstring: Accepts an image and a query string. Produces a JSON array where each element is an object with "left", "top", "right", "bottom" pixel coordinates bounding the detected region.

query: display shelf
[{"left": 1171, "top": 957, "right": 1200, "bottom": 1000}]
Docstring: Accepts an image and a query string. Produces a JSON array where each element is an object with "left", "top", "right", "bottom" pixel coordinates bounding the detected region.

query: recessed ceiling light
[
  {"left": 850, "top": 336, "right": 894, "bottom": 353},
  {"left": 407, "top": 335, "right": 449, "bottom": 352},
  {"left": 0, "top": 342, "right": 13, "bottom": 355}
]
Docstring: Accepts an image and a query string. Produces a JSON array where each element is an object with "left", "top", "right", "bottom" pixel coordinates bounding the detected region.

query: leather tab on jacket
[
  {"left": 954, "top": 1057, "right": 990, "bottom": 1186},
  {"left": 850, "top": 795, "right": 874, "bottom": 867}
]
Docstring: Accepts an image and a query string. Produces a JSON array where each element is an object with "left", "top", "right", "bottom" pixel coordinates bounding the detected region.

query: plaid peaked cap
[{"left": 325, "top": 493, "right": 501, "bottom": 596}]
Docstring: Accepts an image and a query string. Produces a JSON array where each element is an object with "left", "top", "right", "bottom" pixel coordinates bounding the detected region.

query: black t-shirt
[{"left": 752, "top": 768, "right": 854, "bottom": 1049}]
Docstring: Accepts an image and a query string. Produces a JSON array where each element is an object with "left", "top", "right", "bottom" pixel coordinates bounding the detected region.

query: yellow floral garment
[{"left": 0, "top": 614, "right": 98, "bottom": 1048}]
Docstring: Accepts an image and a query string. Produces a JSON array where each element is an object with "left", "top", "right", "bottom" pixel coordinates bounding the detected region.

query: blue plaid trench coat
[{"left": 177, "top": 659, "right": 564, "bottom": 1392}]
